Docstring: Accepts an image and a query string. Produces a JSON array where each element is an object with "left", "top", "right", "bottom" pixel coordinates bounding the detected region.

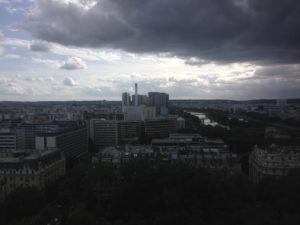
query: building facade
[
  {"left": 148, "top": 92, "right": 169, "bottom": 116},
  {"left": 144, "top": 117, "right": 177, "bottom": 138},
  {"left": 89, "top": 119, "right": 119, "bottom": 148},
  {"left": 0, "top": 149, "right": 65, "bottom": 196},
  {"left": 249, "top": 145, "right": 300, "bottom": 184},
  {"left": 0, "top": 129, "right": 18, "bottom": 150},
  {"left": 36, "top": 127, "right": 88, "bottom": 160}
]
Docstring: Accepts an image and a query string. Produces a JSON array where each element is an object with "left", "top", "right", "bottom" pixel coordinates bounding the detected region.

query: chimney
[{"left": 135, "top": 83, "right": 138, "bottom": 106}]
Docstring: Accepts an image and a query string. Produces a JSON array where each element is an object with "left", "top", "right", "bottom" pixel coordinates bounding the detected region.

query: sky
[{"left": 0, "top": 0, "right": 299, "bottom": 101}]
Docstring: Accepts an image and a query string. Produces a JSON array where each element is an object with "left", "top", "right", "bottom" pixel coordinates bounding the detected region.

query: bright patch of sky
[{"left": 0, "top": 0, "right": 299, "bottom": 101}]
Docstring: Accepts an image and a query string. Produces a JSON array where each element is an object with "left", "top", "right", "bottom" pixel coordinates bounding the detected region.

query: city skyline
[{"left": 1, "top": 0, "right": 300, "bottom": 101}]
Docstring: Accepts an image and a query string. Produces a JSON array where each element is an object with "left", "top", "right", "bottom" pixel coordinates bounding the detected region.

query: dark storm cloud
[
  {"left": 29, "top": 40, "right": 52, "bottom": 52},
  {"left": 255, "top": 64, "right": 300, "bottom": 79},
  {"left": 20, "top": 0, "right": 300, "bottom": 64}
]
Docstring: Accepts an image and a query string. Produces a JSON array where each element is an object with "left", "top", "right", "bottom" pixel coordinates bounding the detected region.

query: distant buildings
[
  {"left": 88, "top": 83, "right": 176, "bottom": 149},
  {"left": 122, "top": 83, "right": 169, "bottom": 120},
  {"left": 89, "top": 117, "right": 178, "bottom": 149},
  {"left": 249, "top": 145, "right": 300, "bottom": 184}
]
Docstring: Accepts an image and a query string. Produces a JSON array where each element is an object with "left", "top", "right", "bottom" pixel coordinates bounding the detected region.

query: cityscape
[{"left": 1, "top": 1, "right": 300, "bottom": 225}]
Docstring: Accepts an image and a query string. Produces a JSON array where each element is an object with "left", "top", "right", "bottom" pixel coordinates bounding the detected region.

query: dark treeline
[
  {"left": 1, "top": 161, "right": 300, "bottom": 225},
  {"left": 177, "top": 109, "right": 300, "bottom": 154}
]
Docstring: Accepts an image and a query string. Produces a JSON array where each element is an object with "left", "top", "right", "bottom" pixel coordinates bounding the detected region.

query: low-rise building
[
  {"left": 96, "top": 134, "right": 238, "bottom": 170},
  {"left": 152, "top": 134, "right": 237, "bottom": 169}
]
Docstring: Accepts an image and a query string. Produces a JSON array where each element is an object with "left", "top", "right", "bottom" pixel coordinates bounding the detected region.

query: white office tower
[
  {"left": 122, "top": 92, "right": 131, "bottom": 112},
  {"left": 122, "top": 83, "right": 143, "bottom": 121},
  {"left": 122, "top": 83, "right": 157, "bottom": 121},
  {"left": 123, "top": 106, "right": 145, "bottom": 121},
  {"left": 135, "top": 83, "right": 138, "bottom": 106}
]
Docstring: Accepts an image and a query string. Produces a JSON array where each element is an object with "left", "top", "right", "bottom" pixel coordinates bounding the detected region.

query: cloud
[
  {"left": 3, "top": 37, "right": 120, "bottom": 61},
  {"left": 46, "top": 76, "right": 54, "bottom": 81},
  {"left": 29, "top": 40, "right": 52, "bottom": 52},
  {"left": 0, "top": 31, "right": 4, "bottom": 42},
  {"left": 63, "top": 77, "right": 78, "bottom": 86},
  {"left": 0, "top": 80, "right": 27, "bottom": 95},
  {"left": 32, "top": 57, "right": 60, "bottom": 68},
  {"left": 4, "top": 54, "right": 21, "bottom": 59},
  {"left": 32, "top": 56, "right": 86, "bottom": 70},
  {"left": 60, "top": 56, "right": 87, "bottom": 70},
  {"left": 0, "top": 31, "right": 4, "bottom": 55},
  {"left": 19, "top": 0, "right": 300, "bottom": 65}
]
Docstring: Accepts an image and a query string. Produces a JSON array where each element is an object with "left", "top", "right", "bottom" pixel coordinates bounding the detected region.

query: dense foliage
[
  {"left": 178, "top": 109, "right": 300, "bottom": 154},
  {"left": 1, "top": 161, "right": 300, "bottom": 225}
]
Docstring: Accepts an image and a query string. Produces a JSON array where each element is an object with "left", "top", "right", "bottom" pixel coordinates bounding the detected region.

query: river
[{"left": 187, "top": 111, "right": 230, "bottom": 129}]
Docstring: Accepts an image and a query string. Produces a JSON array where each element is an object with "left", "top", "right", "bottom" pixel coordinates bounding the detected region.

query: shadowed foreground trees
[{"left": 1, "top": 162, "right": 300, "bottom": 225}]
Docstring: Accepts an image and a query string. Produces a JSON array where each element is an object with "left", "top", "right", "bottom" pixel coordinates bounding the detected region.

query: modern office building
[
  {"left": 148, "top": 92, "right": 169, "bottom": 116},
  {"left": 122, "top": 92, "right": 131, "bottom": 109},
  {"left": 249, "top": 145, "right": 300, "bottom": 184},
  {"left": 132, "top": 94, "right": 149, "bottom": 106},
  {"left": 19, "top": 122, "right": 81, "bottom": 151},
  {"left": 144, "top": 117, "right": 177, "bottom": 138},
  {"left": 0, "top": 129, "right": 17, "bottom": 150},
  {"left": 89, "top": 117, "right": 180, "bottom": 148},
  {"left": 143, "top": 107, "right": 156, "bottom": 120},
  {"left": 36, "top": 126, "right": 88, "bottom": 160},
  {"left": 122, "top": 83, "right": 145, "bottom": 121},
  {"left": 89, "top": 119, "right": 119, "bottom": 148},
  {"left": 19, "top": 123, "right": 60, "bottom": 150},
  {"left": 123, "top": 105, "right": 145, "bottom": 121},
  {"left": 118, "top": 121, "right": 142, "bottom": 144}
]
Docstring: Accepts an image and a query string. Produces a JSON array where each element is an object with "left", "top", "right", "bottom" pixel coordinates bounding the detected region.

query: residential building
[
  {"left": 249, "top": 145, "right": 300, "bottom": 184},
  {"left": 0, "top": 149, "right": 65, "bottom": 196}
]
